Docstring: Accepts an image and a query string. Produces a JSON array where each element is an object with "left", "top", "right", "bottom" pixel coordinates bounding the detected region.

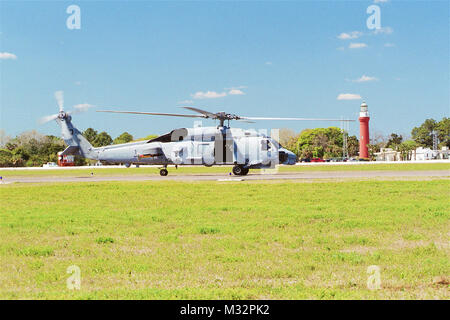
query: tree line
[
  {"left": 0, "top": 128, "right": 155, "bottom": 167},
  {"left": 279, "top": 127, "right": 359, "bottom": 159},
  {"left": 366, "top": 117, "right": 449, "bottom": 160},
  {"left": 0, "top": 117, "right": 448, "bottom": 167},
  {"left": 276, "top": 117, "right": 449, "bottom": 160}
]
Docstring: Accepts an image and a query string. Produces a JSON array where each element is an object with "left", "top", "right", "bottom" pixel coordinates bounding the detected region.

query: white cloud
[
  {"left": 177, "top": 99, "right": 194, "bottom": 105},
  {"left": 353, "top": 75, "right": 378, "bottom": 83},
  {"left": 191, "top": 86, "right": 246, "bottom": 99},
  {"left": 0, "top": 52, "right": 17, "bottom": 60},
  {"left": 265, "top": 61, "right": 272, "bottom": 65},
  {"left": 338, "top": 31, "right": 363, "bottom": 40},
  {"left": 373, "top": 26, "right": 393, "bottom": 35},
  {"left": 73, "top": 103, "right": 95, "bottom": 112},
  {"left": 349, "top": 43, "right": 367, "bottom": 49},
  {"left": 191, "top": 91, "right": 227, "bottom": 99},
  {"left": 337, "top": 93, "right": 362, "bottom": 100},
  {"left": 228, "top": 89, "right": 245, "bottom": 95},
  {"left": 374, "top": 0, "right": 389, "bottom": 3},
  {"left": 384, "top": 42, "right": 395, "bottom": 47}
]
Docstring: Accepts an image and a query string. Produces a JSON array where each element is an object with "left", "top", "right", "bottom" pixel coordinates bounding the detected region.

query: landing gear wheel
[
  {"left": 242, "top": 168, "right": 249, "bottom": 176},
  {"left": 160, "top": 169, "right": 168, "bottom": 176},
  {"left": 232, "top": 165, "right": 248, "bottom": 176}
]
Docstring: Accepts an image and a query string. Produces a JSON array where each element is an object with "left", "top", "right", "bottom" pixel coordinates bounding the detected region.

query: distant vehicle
[
  {"left": 300, "top": 158, "right": 311, "bottom": 163},
  {"left": 57, "top": 152, "right": 75, "bottom": 166},
  {"left": 43, "top": 162, "right": 57, "bottom": 168},
  {"left": 359, "top": 158, "right": 370, "bottom": 161},
  {"left": 310, "top": 158, "right": 326, "bottom": 163}
]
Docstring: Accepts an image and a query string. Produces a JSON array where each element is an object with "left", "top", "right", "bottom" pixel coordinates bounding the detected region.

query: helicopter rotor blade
[
  {"left": 54, "top": 91, "right": 64, "bottom": 112},
  {"left": 96, "top": 108, "right": 355, "bottom": 124},
  {"left": 241, "top": 117, "right": 355, "bottom": 122},
  {"left": 236, "top": 119, "right": 256, "bottom": 124},
  {"left": 97, "top": 110, "right": 207, "bottom": 118},
  {"left": 181, "top": 106, "right": 217, "bottom": 119},
  {"left": 38, "top": 114, "right": 59, "bottom": 124}
]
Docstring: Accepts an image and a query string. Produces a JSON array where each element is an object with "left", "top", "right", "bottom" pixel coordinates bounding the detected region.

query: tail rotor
[
  {"left": 38, "top": 91, "right": 94, "bottom": 124},
  {"left": 54, "top": 90, "right": 64, "bottom": 112}
]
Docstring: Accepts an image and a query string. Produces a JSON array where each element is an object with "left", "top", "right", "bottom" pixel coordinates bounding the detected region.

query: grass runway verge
[{"left": 0, "top": 179, "right": 449, "bottom": 299}]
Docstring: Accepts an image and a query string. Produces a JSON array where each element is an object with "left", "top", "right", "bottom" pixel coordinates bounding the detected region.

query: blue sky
[{"left": 1, "top": 0, "right": 449, "bottom": 139}]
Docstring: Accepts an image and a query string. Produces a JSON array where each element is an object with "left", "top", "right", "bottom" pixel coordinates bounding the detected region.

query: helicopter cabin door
[{"left": 214, "top": 129, "right": 234, "bottom": 165}]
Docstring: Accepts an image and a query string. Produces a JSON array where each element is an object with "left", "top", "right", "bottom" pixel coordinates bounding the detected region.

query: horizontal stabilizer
[{"left": 60, "top": 146, "right": 80, "bottom": 156}]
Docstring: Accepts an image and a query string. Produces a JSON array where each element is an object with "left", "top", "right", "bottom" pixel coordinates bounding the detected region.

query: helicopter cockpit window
[
  {"left": 261, "top": 140, "right": 271, "bottom": 151},
  {"left": 272, "top": 140, "right": 282, "bottom": 149}
]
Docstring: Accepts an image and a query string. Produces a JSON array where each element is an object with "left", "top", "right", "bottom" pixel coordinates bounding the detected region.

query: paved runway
[{"left": 1, "top": 170, "right": 449, "bottom": 184}]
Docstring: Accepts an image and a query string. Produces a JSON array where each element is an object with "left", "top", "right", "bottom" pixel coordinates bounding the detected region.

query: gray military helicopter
[{"left": 41, "top": 92, "right": 354, "bottom": 176}]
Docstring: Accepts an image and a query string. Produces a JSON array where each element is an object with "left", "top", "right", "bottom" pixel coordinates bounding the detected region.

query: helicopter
[{"left": 40, "top": 92, "right": 355, "bottom": 176}]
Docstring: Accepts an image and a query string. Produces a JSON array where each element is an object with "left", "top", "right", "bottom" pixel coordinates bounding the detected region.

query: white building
[
  {"left": 375, "top": 146, "right": 449, "bottom": 161},
  {"left": 414, "top": 147, "right": 436, "bottom": 161},
  {"left": 375, "top": 148, "right": 399, "bottom": 162}
]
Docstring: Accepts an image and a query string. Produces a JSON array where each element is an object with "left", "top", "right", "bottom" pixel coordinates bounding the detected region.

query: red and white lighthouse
[{"left": 359, "top": 101, "right": 370, "bottom": 159}]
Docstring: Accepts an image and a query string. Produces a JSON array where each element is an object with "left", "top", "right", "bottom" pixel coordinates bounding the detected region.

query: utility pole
[{"left": 341, "top": 118, "right": 349, "bottom": 159}]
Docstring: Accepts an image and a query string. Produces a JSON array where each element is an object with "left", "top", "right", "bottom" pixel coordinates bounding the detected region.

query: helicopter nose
[
  {"left": 287, "top": 151, "right": 297, "bottom": 164},
  {"left": 279, "top": 149, "right": 297, "bottom": 165}
]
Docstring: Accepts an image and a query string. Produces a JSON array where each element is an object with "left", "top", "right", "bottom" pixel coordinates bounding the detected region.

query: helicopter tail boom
[{"left": 56, "top": 115, "right": 97, "bottom": 159}]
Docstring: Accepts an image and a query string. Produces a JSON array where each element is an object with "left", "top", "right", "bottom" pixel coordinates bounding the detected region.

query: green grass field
[
  {"left": 0, "top": 162, "right": 449, "bottom": 177},
  {"left": 0, "top": 179, "right": 449, "bottom": 299}
]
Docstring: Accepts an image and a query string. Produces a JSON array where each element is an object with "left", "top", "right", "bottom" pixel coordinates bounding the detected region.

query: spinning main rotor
[{"left": 97, "top": 106, "right": 355, "bottom": 127}]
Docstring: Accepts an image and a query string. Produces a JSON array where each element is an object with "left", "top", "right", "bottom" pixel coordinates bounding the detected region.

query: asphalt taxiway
[{"left": 1, "top": 170, "right": 449, "bottom": 184}]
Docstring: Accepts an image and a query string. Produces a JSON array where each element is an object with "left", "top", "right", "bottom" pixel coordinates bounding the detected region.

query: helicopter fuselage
[{"left": 89, "top": 126, "right": 297, "bottom": 168}]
